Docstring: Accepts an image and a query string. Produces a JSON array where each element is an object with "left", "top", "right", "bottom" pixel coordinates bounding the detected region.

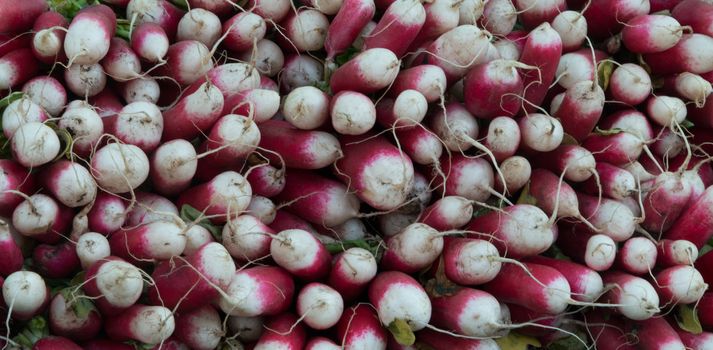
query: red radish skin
[
  {"left": 0, "top": 0, "right": 48, "bottom": 33},
  {"left": 221, "top": 88, "right": 280, "bottom": 122},
  {"left": 602, "top": 271, "right": 660, "bottom": 320},
  {"left": 108, "top": 220, "right": 186, "bottom": 263},
  {"left": 2, "top": 99, "right": 49, "bottom": 139},
  {"left": 677, "top": 330, "right": 713, "bottom": 350},
  {"left": 527, "top": 256, "right": 604, "bottom": 302},
  {"left": 222, "top": 12, "right": 267, "bottom": 52},
  {"left": 641, "top": 172, "right": 693, "bottom": 233},
  {"left": 582, "top": 131, "right": 645, "bottom": 166},
  {"left": 130, "top": 23, "right": 169, "bottom": 63},
  {"left": 83, "top": 257, "right": 144, "bottom": 315},
  {"left": 659, "top": 239, "right": 699, "bottom": 267},
  {"left": 33, "top": 242, "right": 81, "bottom": 279},
  {"left": 615, "top": 237, "right": 657, "bottom": 275},
  {"left": 483, "top": 262, "right": 571, "bottom": 314},
  {"left": 197, "top": 114, "right": 260, "bottom": 169},
  {"left": 665, "top": 186, "right": 713, "bottom": 247},
  {"left": 557, "top": 222, "right": 617, "bottom": 271},
  {"left": 381, "top": 223, "right": 443, "bottom": 273},
  {"left": 32, "top": 337, "right": 82, "bottom": 350},
  {"left": 411, "top": 0, "right": 462, "bottom": 47},
  {"left": 609, "top": 63, "right": 652, "bottom": 106},
  {"left": 0, "top": 159, "right": 36, "bottom": 217},
  {"left": 423, "top": 25, "right": 496, "bottom": 83},
  {"left": 87, "top": 192, "right": 127, "bottom": 235},
  {"left": 222, "top": 214, "right": 274, "bottom": 261},
  {"left": 275, "top": 170, "right": 359, "bottom": 227},
  {"left": 149, "top": 139, "right": 198, "bottom": 196},
  {"left": 584, "top": 312, "right": 636, "bottom": 350},
  {"left": 0, "top": 33, "right": 32, "bottom": 58},
  {"left": 552, "top": 80, "right": 605, "bottom": 141},
  {"left": 363, "top": 0, "right": 426, "bottom": 57},
  {"left": 582, "top": 0, "right": 650, "bottom": 41},
  {"left": 672, "top": 0, "right": 713, "bottom": 37},
  {"left": 63, "top": 5, "right": 116, "bottom": 65},
  {"left": 156, "top": 40, "right": 214, "bottom": 86},
  {"left": 644, "top": 34, "right": 713, "bottom": 75},
  {"left": 173, "top": 305, "right": 222, "bottom": 350},
  {"left": 394, "top": 123, "right": 443, "bottom": 166},
  {"left": 31, "top": 11, "right": 68, "bottom": 64},
  {"left": 431, "top": 287, "right": 504, "bottom": 337},
  {"left": 518, "top": 23, "right": 562, "bottom": 113},
  {"left": 246, "top": 163, "right": 286, "bottom": 197},
  {"left": 254, "top": 313, "right": 307, "bottom": 350},
  {"left": 655, "top": 265, "right": 708, "bottom": 304},
  {"left": 635, "top": 317, "right": 686, "bottom": 350},
  {"left": 418, "top": 196, "right": 473, "bottom": 231},
  {"left": 701, "top": 293, "right": 713, "bottom": 330},
  {"left": 442, "top": 238, "right": 502, "bottom": 286},
  {"left": 328, "top": 247, "right": 378, "bottom": 301},
  {"left": 335, "top": 304, "right": 388, "bottom": 350},
  {"left": 330, "top": 48, "right": 400, "bottom": 94},
  {"left": 270, "top": 229, "right": 331, "bottom": 280},
  {"left": 368, "top": 271, "right": 432, "bottom": 331},
  {"left": 434, "top": 154, "right": 494, "bottom": 202},
  {"left": 581, "top": 162, "right": 637, "bottom": 200},
  {"left": 0, "top": 221, "right": 23, "bottom": 277},
  {"left": 621, "top": 15, "right": 684, "bottom": 54},
  {"left": 218, "top": 266, "right": 295, "bottom": 317},
  {"left": 177, "top": 171, "right": 252, "bottom": 224},
  {"left": 12, "top": 193, "right": 73, "bottom": 245},
  {"left": 104, "top": 304, "right": 175, "bottom": 345},
  {"left": 160, "top": 80, "right": 224, "bottom": 141},
  {"left": 529, "top": 168, "right": 582, "bottom": 219},
  {"left": 127, "top": 0, "right": 185, "bottom": 40},
  {"left": 555, "top": 48, "right": 609, "bottom": 90},
  {"left": 1, "top": 270, "right": 48, "bottom": 321},
  {"left": 149, "top": 242, "right": 236, "bottom": 313},
  {"left": 464, "top": 59, "right": 524, "bottom": 119},
  {"left": 258, "top": 120, "right": 341, "bottom": 169},
  {"left": 22, "top": 76, "right": 67, "bottom": 117},
  {"left": 577, "top": 193, "right": 636, "bottom": 242},
  {"left": 325, "top": 0, "right": 375, "bottom": 59},
  {"left": 270, "top": 209, "right": 318, "bottom": 234},
  {"left": 513, "top": 0, "right": 566, "bottom": 29},
  {"left": 48, "top": 292, "right": 102, "bottom": 342},
  {"left": 82, "top": 339, "right": 135, "bottom": 350},
  {"left": 389, "top": 65, "right": 447, "bottom": 103},
  {"left": 0, "top": 49, "right": 40, "bottom": 91}
]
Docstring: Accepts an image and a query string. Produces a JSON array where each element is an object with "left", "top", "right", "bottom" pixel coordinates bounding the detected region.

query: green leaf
[
  {"left": 681, "top": 120, "right": 695, "bottom": 129},
  {"left": 597, "top": 60, "right": 615, "bottom": 91},
  {"left": 334, "top": 47, "right": 360, "bottom": 66},
  {"left": 387, "top": 319, "right": 416, "bottom": 346},
  {"left": 180, "top": 204, "right": 224, "bottom": 240},
  {"left": 312, "top": 80, "right": 331, "bottom": 93},
  {"left": 47, "top": 0, "right": 91, "bottom": 19},
  {"left": 516, "top": 182, "right": 537, "bottom": 206},
  {"left": 677, "top": 304, "right": 703, "bottom": 334},
  {"left": 0, "top": 91, "right": 23, "bottom": 110},
  {"left": 594, "top": 127, "right": 624, "bottom": 136},
  {"left": 59, "top": 287, "right": 96, "bottom": 320},
  {"left": 12, "top": 316, "right": 49, "bottom": 347},
  {"left": 324, "top": 237, "right": 385, "bottom": 261},
  {"left": 495, "top": 332, "right": 542, "bottom": 350},
  {"left": 546, "top": 328, "right": 589, "bottom": 350}
]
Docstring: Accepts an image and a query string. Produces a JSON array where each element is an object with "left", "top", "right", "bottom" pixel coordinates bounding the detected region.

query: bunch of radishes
[{"left": 1, "top": 0, "right": 713, "bottom": 348}]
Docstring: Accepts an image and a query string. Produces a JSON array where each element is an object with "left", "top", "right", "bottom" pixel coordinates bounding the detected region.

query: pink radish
[
  {"left": 32, "top": 337, "right": 82, "bottom": 350},
  {"left": 363, "top": 0, "right": 426, "bottom": 57},
  {"left": 325, "top": 0, "right": 376, "bottom": 59},
  {"left": 0, "top": 160, "right": 36, "bottom": 217},
  {"left": 76, "top": 232, "right": 111, "bottom": 270},
  {"left": 48, "top": 291, "right": 102, "bottom": 342},
  {"left": 328, "top": 247, "right": 377, "bottom": 301},
  {"left": 222, "top": 12, "right": 267, "bottom": 52},
  {"left": 330, "top": 48, "right": 400, "bottom": 94},
  {"left": 118, "top": 77, "right": 160, "bottom": 104},
  {"left": 227, "top": 316, "right": 263, "bottom": 343},
  {"left": 552, "top": 80, "right": 605, "bottom": 141},
  {"left": 82, "top": 256, "right": 143, "bottom": 315},
  {"left": 64, "top": 62, "right": 107, "bottom": 97},
  {"left": 555, "top": 48, "right": 608, "bottom": 90},
  {"left": 246, "top": 163, "right": 285, "bottom": 197},
  {"left": 87, "top": 192, "right": 127, "bottom": 235},
  {"left": 557, "top": 225, "right": 617, "bottom": 271},
  {"left": 222, "top": 88, "right": 280, "bottom": 122},
  {"left": 2, "top": 98, "right": 49, "bottom": 139},
  {"left": 177, "top": 171, "right": 252, "bottom": 224},
  {"left": 0, "top": 49, "right": 39, "bottom": 91},
  {"left": 480, "top": 0, "right": 518, "bottom": 36},
  {"left": 442, "top": 238, "right": 502, "bottom": 286},
  {"left": 381, "top": 223, "right": 443, "bottom": 273},
  {"left": 330, "top": 91, "right": 376, "bottom": 135},
  {"left": 640, "top": 171, "right": 693, "bottom": 233},
  {"left": 609, "top": 63, "right": 653, "bottom": 106},
  {"left": 483, "top": 262, "right": 571, "bottom": 314},
  {"left": 577, "top": 193, "right": 637, "bottom": 242},
  {"left": 101, "top": 38, "right": 141, "bottom": 82},
  {"left": 644, "top": 34, "right": 713, "bottom": 75},
  {"left": 467, "top": 204, "right": 556, "bottom": 258},
  {"left": 464, "top": 59, "right": 524, "bottom": 119},
  {"left": 253, "top": 313, "right": 306, "bottom": 350},
  {"left": 296, "top": 283, "right": 344, "bottom": 330},
  {"left": 222, "top": 214, "right": 274, "bottom": 261},
  {"left": 306, "top": 337, "right": 341, "bottom": 350},
  {"left": 108, "top": 101, "right": 164, "bottom": 152},
  {"left": 246, "top": 195, "right": 276, "bottom": 224},
  {"left": 622, "top": 15, "right": 685, "bottom": 54},
  {"left": 418, "top": 196, "right": 473, "bottom": 231},
  {"left": 389, "top": 64, "right": 447, "bottom": 103},
  {"left": 434, "top": 154, "right": 494, "bottom": 201},
  {"left": 58, "top": 101, "right": 104, "bottom": 157},
  {"left": 537, "top": 144, "right": 597, "bottom": 182},
  {"left": 91, "top": 143, "right": 150, "bottom": 194},
  {"left": 0, "top": 0, "right": 48, "bottom": 33},
  {"left": 176, "top": 8, "right": 222, "bottom": 48},
  {"left": 616, "top": 237, "right": 658, "bottom": 275},
  {"left": 581, "top": 162, "right": 637, "bottom": 200},
  {"left": 22, "top": 76, "right": 67, "bottom": 117},
  {"left": 160, "top": 80, "right": 224, "bottom": 141},
  {"left": 105, "top": 304, "right": 175, "bottom": 345},
  {"left": 677, "top": 330, "right": 713, "bottom": 350},
  {"left": 0, "top": 221, "right": 23, "bottom": 277},
  {"left": 149, "top": 139, "right": 198, "bottom": 196},
  {"left": 658, "top": 239, "right": 699, "bottom": 267},
  {"left": 188, "top": 0, "right": 234, "bottom": 17},
  {"left": 258, "top": 120, "right": 341, "bottom": 169},
  {"left": 173, "top": 305, "right": 222, "bottom": 350},
  {"left": 148, "top": 242, "right": 235, "bottom": 312},
  {"left": 32, "top": 242, "right": 80, "bottom": 279},
  {"left": 270, "top": 228, "right": 331, "bottom": 280},
  {"left": 602, "top": 271, "right": 660, "bottom": 320},
  {"left": 665, "top": 72, "right": 712, "bottom": 107},
  {"left": 458, "top": 0, "right": 486, "bottom": 25},
  {"left": 635, "top": 317, "right": 686, "bottom": 350},
  {"left": 281, "top": 9, "right": 329, "bottom": 52},
  {"left": 182, "top": 225, "right": 214, "bottom": 256},
  {"left": 240, "top": 40, "right": 284, "bottom": 77},
  {"left": 279, "top": 54, "right": 324, "bottom": 93},
  {"left": 218, "top": 266, "right": 295, "bottom": 317},
  {"left": 582, "top": 0, "right": 650, "bottom": 41},
  {"left": 368, "top": 271, "right": 432, "bottom": 331},
  {"left": 528, "top": 168, "right": 587, "bottom": 220},
  {"left": 130, "top": 23, "right": 169, "bottom": 63},
  {"left": 377, "top": 90, "right": 429, "bottom": 128},
  {"left": 335, "top": 304, "right": 388, "bottom": 349},
  {"left": 395, "top": 124, "right": 443, "bottom": 166},
  {"left": 63, "top": 5, "right": 116, "bottom": 65},
  {"left": 527, "top": 256, "right": 604, "bottom": 302},
  {"left": 430, "top": 287, "right": 505, "bottom": 337},
  {"left": 672, "top": 0, "right": 713, "bottom": 37},
  {"left": 156, "top": 40, "right": 214, "bottom": 86},
  {"left": 31, "top": 11, "right": 68, "bottom": 64},
  {"left": 108, "top": 220, "right": 186, "bottom": 262},
  {"left": 12, "top": 193, "right": 72, "bottom": 244},
  {"left": 514, "top": 0, "right": 566, "bottom": 29},
  {"left": 656, "top": 265, "right": 708, "bottom": 304},
  {"left": 551, "top": 11, "right": 588, "bottom": 52},
  {"left": 126, "top": 0, "right": 185, "bottom": 40},
  {"left": 422, "top": 24, "right": 496, "bottom": 83},
  {"left": 518, "top": 113, "right": 564, "bottom": 152},
  {"left": 197, "top": 114, "right": 261, "bottom": 168},
  {"left": 646, "top": 95, "right": 687, "bottom": 127},
  {"left": 518, "top": 22, "right": 562, "bottom": 113},
  {"left": 282, "top": 86, "right": 330, "bottom": 130},
  {"left": 335, "top": 134, "right": 414, "bottom": 210}
]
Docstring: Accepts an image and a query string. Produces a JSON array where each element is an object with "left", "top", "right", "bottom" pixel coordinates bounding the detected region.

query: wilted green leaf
[
  {"left": 12, "top": 316, "right": 49, "bottom": 348},
  {"left": 677, "top": 304, "right": 703, "bottom": 334},
  {"left": 180, "top": 204, "right": 224, "bottom": 240},
  {"left": 0, "top": 92, "right": 23, "bottom": 110},
  {"left": 597, "top": 60, "right": 615, "bottom": 91},
  {"left": 594, "top": 127, "right": 624, "bottom": 136},
  {"left": 495, "top": 332, "right": 541, "bottom": 350},
  {"left": 516, "top": 182, "right": 537, "bottom": 206},
  {"left": 388, "top": 319, "right": 416, "bottom": 346},
  {"left": 335, "top": 47, "right": 360, "bottom": 66}
]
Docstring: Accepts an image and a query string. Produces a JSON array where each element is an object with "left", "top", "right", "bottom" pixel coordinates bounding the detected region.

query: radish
[
  {"left": 105, "top": 304, "right": 175, "bottom": 345},
  {"left": 368, "top": 271, "right": 431, "bottom": 331},
  {"left": 0, "top": 49, "right": 39, "bottom": 91},
  {"left": 677, "top": 330, "right": 713, "bottom": 350},
  {"left": 281, "top": 9, "right": 330, "bottom": 52},
  {"left": 0, "top": 221, "right": 23, "bottom": 277},
  {"left": 101, "top": 38, "right": 141, "bottom": 82},
  {"left": 463, "top": 59, "right": 524, "bottom": 119},
  {"left": 48, "top": 291, "right": 102, "bottom": 342},
  {"left": 222, "top": 12, "right": 267, "bottom": 52},
  {"left": 557, "top": 225, "right": 617, "bottom": 271},
  {"left": 335, "top": 134, "right": 414, "bottom": 210},
  {"left": 330, "top": 48, "right": 400, "bottom": 94},
  {"left": 282, "top": 86, "right": 330, "bottom": 130},
  {"left": 108, "top": 220, "right": 186, "bottom": 262},
  {"left": 552, "top": 80, "right": 605, "bottom": 141},
  {"left": 108, "top": 101, "right": 164, "bottom": 153},
  {"left": 58, "top": 101, "right": 104, "bottom": 157},
  {"left": 188, "top": 0, "right": 234, "bottom": 17},
  {"left": 621, "top": 15, "right": 685, "bottom": 54},
  {"left": 2, "top": 270, "right": 48, "bottom": 320},
  {"left": 581, "top": 162, "right": 636, "bottom": 200},
  {"left": 555, "top": 48, "right": 608, "bottom": 90},
  {"left": 375, "top": 90, "right": 428, "bottom": 128},
  {"left": 656, "top": 265, "right": 708, "bottom": 304},
  {"left": 576, "top": 193, "right": 636, "bottom": 242},
  {"left": 582, "top": 0, "right": 650, "bottom": 41},
  {"left": 279, "top": 54, "right": 324, "bottom": 93},
  {"left": 10, "top": 122, "right": 60, "bottom": 168},
  {"left": 126, "top": 0, "right": 185, "bottom": 40},
  {"left": 381, "top": 223, "right": 443, "bottom": 273},
  {"left": 430, "top": 287, "right": 505, "bottom": 337},
  {"left": 584, "top": 312, "right": 636, "bottom": 350},
  {"left": 518, "top": 22, "right": 562, "bottom": 112},
  {"left": 324, "top": 0, "right": 376, "bottom": 59},
  {"left": 182, "top": 225, "right": 214, "bottom": 256},
  {"left": 63, "top": 5, "right": 116, "bottom": 65},
  {"left": 328, "top": 247, "right": 377, "bottom": 300},
  {"left": 494, "top": 155, "right": 532, "bottom": 194},
  {"left": 33, "top": 242, "right": 81, "bottom": 279},
  {"left": 0, "top": 0, "right": 47, "bottom": 33},
  {"left": 412, "top": 0, "right": 462, "bottom": 47},
  {"left": 76, "top": 232, "right": 111, "bottom": 270},
  {"left": 483, "top": 261, "right": 571, "bottom": 314},
  {"left": 672, "top": 0, "right": 713, "bottom": 37},
  {"left": 526, "top": 256, "right": 604, "bottom": 302},
  {"left": 253, "top": 313, "right": 307, "bottom": 350},
  {"left": 442, "top": 238, "right": 502, "bottom": 286},
  {"left": 222, "top": 214, "right": 274, "bottom": 261},
  {"left": 335, "top": 304, "right": 388, "bottom": 349},
  {"left": 32, "top": 337, "right": 82, "bottom": 350},
  {"left": 87, "top": 192, "right": 127, "bottom": 235},
  {"left": 12, "top": 193, "right": 72, "bottom": 244},
  {"left": 389, "top": 65, "right": 447, "bottom": 105},
  {"left": 0, "top": 159, "right": 36, "bottom": 217},
  {"left": 218, "top": 266, "right": 295, "bottom": 317},
  {"left": 30, "top": 11, "right": 68, "bottom": 65},
  {"left": 258, "top": 120, "right": 341, "bottom": 169},
  {"left": 609, "top": 63, "right": 653, "bottom": 106},
  {"left": 22, "top": 76, "right": 67, "bottom": 117},
  {"left": 646, "top": 95, "right": 687, "bottom": 130},
  {"left": 198, "top": 114, "right": 261, "bottom": 168},
  {"left": 665, "top": 185, "right": 713, "bottom": 247},
  {"left": 658, "top": 239, "right": 698, "bottom": 267},
  {"left": 222, "top": 88, "right": 280, "bottom": 122},
  {"left": 82, "top": 256, "right": 144, "bottom": 315},
  {"left": 149, "top": 139, "right": 198, "bottom": 196},
  {"left": 363, "top": 0, "right": 426, "bottom": 57},
  {"left": 271, "top": 209, "right": 318, "bottom": 234},
  {"left": 296, "top": 283, "right": 344, "bottom": 330},
  {"left": 275, "top": 170, "right": 359, "bottom": 227},
  {"left": 430, "top": 102, "right": 479, "bottom": 151},
  {"left": 518, "top": 113, "right": 564, "bottom": 153},
  {"left": 64, "top": 63, "right": 107, "bottom": 98},
  {"left": 616, "top": 237, "right": 657, "bottom": 275},
  {"left": 173, "top": 305, "right": 222, "bottom": 350},
  {"left": 640, "top": 171, "right": 693, "bottom": 233},
  {"left": 394, "top": 125, "right": 443, "bottom": 166},
  {"left": 177, "top": 8, "right": 222, "bottom": 48},
  {"left": 246, "top": 163, "right": 285, "bottom": 197},
  {"left": 458, "top": 0, "right": 485, "bottom": 24},
  {"left": 480, "top": 0, "right": 518, "bottom": 36},
  {"left": 91, "top": 143, "right": 150, "bottom": 194},
  {"left": 528, "top": 168, "right": 587, "bottom": 220},
  {"left": 331, "top": 91, "right": 376, "bottom": 135},
  {"left": 423, "top": 24, "right": 496, "bottom": 83},
  {"left": 240, "top": 40, "right": 284, "bottom": 77},
  {"left": 130, "top": 23, "right": 170, "bottom": 63},
  {"left": 2, "top": 98, "right": 49, "bottom": 139},
  {"left": 157, "top": 40, "right": 214, "bottom": 86},
  {"left": 418, "top": 196, "right": 473, "bottom": 231},
  {"left": 306, "top": 337, "right": 341, "bottom": 350},
  {"left": 602, "top": 271, "right": 660, "bottom": 320},
  {"left": 644, "top": 34, "right": 713, "bottom": 75},
  {"left": 148, "top": 242, "right": 235, "bottom": 312},
  {"left": 551, "top": 11, "right": 588, "bottom": 52},
  {"left": 160, "top": 80, "right": 224, "bottom": 142},
  {"left": 513, "top": 0, "right": 566, "bottom": 29},
  {"left": 227, "top": 316, "right": 264, "bottom": 343},
  {"left": 270, "top": 229, "right": 331, "bottom": 280},
  {"left": 176, "top": 171, "right": 252, "bottom": 224},
  {"left": 246, "top": 195, "right": 276, "bottom": 224},
  {"left": 118, "top": 78, "right": 160, "bottom": 104},
  {"left": 635, "top": 317, "right": 686, "bottom": 350},
  {"left": 665, "top": 72, "right": 713, "bottom": 107}
]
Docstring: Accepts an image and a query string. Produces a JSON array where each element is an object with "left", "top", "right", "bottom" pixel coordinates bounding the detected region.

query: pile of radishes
[{"left": 2, "top": 0, "right": 713, "bottom": 348}]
